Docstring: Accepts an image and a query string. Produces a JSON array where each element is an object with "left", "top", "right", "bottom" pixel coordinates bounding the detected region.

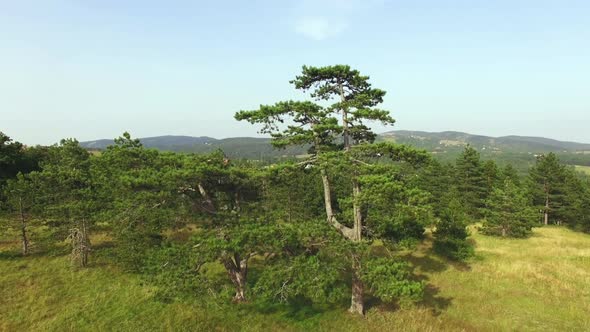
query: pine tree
[
  {"left": 91, "top": 133, "right": 183, "bottom": 271},
  {"left": 33, "top": 139, "right": 95, "bottom": 266},
  {"left": 483, "top": 180, "right": 535, "bottom": 237},
  {"left": 528, "top": 153, "right": 567, "bottom": 225},
  {"left": 455, "top": 146, "right": 487, "bottom": 218},
  {"left": 482, "top": 160, "right": 501, "bottom": 197},
  {"left": 500, "top": 164, "right": 520, "bottom": 187},
  {"left": 236, "top": 65, "right": 426, "bottom": 315},
  {"left": 416, "top": 159, "right": 454, "bottom": 218},
  {"left": 559, "top": 169, "right": 590, "bottom": 232},
  {"left": 433, "top": 196, "right": 474, "bottom": 261},
  {"left": 2, "top": 173, "right": 37, "bottom": 255}
]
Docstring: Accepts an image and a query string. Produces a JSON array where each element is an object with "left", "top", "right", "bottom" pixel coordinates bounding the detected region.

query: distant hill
[
  {"left": 81, "top": 131, "right": 590, "bottom": 168},
  {"left": 379, "top": 131, "right": 590, "bottom": 171},
  {"left": 82, "top": 135, "right": 216, "bottom": 150},
  {"left": 379, "top": 130, "right": 590, "bottom": 153},
  {"left": 81, "top": 135, "right": 308, "bottom": 161}
]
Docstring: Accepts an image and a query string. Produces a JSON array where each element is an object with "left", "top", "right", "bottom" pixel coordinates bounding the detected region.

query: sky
[{"left": 1, "top": 0, "right": 589, "bottom": 145}]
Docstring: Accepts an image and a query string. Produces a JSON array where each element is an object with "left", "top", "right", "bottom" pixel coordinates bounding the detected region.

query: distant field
[
  {"left": 574, "top": 165, "right": 590, "bottom": 175},
  {"left": 1, "top": 227, "right": 589, "bottom": 331}
]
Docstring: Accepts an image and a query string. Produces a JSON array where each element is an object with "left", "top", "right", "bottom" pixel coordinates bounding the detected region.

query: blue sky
[{"left": 1, "top": 0, "right": 589, "bottom": 145}]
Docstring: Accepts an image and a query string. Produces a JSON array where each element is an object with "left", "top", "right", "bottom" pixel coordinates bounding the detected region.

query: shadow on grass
[
  {"left": 365, "top": 296, "right": 398, "bottom": 312},
  {"left": 364, "top": 283, "right": 453, "bottom": 316},
  {"left": 92, "top": 240, "right": 115, "bottom": 250},
  {"left": 0, "top": 250, "right": 22, "bottom": 260},
  {"left": 448, "top": 259, "right": 471, "bottom": 271},
  {"left": 393, "top": 248, "right": 474, "bottom": 315},
  {"left": 403, "top": 253, "right": 449, "bottom": 273},
  {"left": 363, "top": 256, "right": 455, "bottom": 315},
  {"left": 418, "top": 284, "right": 453, "bottom": 316},
  {"left": 0, "top": 243, "right": 69, "bottom": 261},
  {"left": 244, "top": 297, "right": 338, "bottom": 322}
]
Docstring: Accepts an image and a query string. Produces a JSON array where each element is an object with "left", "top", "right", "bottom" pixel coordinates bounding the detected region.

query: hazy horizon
[{"left": 2, "top": 1, "right": 589, "bottom": 145}]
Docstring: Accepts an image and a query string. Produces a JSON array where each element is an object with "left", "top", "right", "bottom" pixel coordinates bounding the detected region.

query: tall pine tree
[
  {"left": 455, "top": 146, "right": 487, "bottom": 218},
  {"left": 483, "top": 180, "right": 535, "bottom": 237}
]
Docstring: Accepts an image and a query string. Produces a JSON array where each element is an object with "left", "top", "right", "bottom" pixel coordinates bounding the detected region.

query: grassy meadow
[
  {"left": 1, "top": 225, "right": 589, "bottom": 332},
  {"left": 574, "top": 165, "right": 590, "bottom": 176}
]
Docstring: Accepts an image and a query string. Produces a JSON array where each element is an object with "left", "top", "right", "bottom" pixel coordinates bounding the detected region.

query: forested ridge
[
  {"left": 1, "top": 66, "right": 590, "bottom": 330},
  {"left": 78, "top": 131, "right": 590, "bottom": 172}
]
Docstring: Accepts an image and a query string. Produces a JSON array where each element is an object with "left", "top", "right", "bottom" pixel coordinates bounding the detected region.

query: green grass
[
  {"left": 574, "top": 165, "right": 590, "bottom": 175},
  {"left": 1, "top": 226, "right": 589, "bottom": 331}
]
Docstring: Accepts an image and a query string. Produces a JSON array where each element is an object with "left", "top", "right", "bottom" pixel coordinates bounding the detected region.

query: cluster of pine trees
[
  {"left": 425, "top": 146, "right": 590, "bottom": 237},
  {"left": 1, "top": 66, "right": 589, "bottom": 316}
]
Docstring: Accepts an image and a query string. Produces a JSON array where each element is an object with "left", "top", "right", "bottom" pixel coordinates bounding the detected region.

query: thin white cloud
[
  {"left": 295, "top": 17, "right": 346, "bottom": 41},
  {"left": 291, "top": 0, "right": 384, "bottom": 40}
]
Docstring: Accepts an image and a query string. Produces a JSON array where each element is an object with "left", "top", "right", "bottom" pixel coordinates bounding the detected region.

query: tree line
[{"left": 1, "top": 65, "right": 589, "bottom": 316}]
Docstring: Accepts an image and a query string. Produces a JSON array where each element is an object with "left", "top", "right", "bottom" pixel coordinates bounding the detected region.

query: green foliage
[
  {"left": 483, "top": 180, "right": 536, "bottom": 238},
  {"left": 252, "top": 220, "right": 352, "bottom": 304},
  {"left": 1, "top": 173, "right": 38, "bottom": 255},
  {"left": 237, "top": 65, "right": 443, "bottom": 313},
  {"left": 254, "top": 254, "right": 349, "bottom": 304},
  {"left": 236, "top": 101, "right": 340, "bottom": 152},
  {"left": 2, "top": 173, "right": 36, "bottom": 220},
  {"left": 501, "top": 164, "right": 521, "bottom": 186},
  {"left": 528, "top": 153, "right": 568, "bottom": 225},
  {"left": 559, "top": 171, "right": 590, "bottom": 232},
  {"left": 142, "top": 242, "right": 207, "bottom": 301},
  {"left": 455, "top": 146, "right": 488, "bottom": 218},
  {"left": 360, "top": 165, "right": 432, "bottom": 246},
  {"left": 0, "top": 132, "right": 25, "bottom": 186},
  {"left": 262, "top": 164, "right": 324, "bottom": 222},
  {"left": 291, "top": 65, "right": 394, "bottom": 147},
  {"left": 361, "top": 257, "right": 424, "bottom": 304},
  {"left": 415, "top": 160, "right": 455, "bottom": 216},
  {"left": 433, "top": 198, "right": 475, "bottom": 261},
  {"left": 482, "top": 160, "right": 501, "bottom": 197},
  {"left": 90, "top": 133, "right": 185, "bottom": 270}
]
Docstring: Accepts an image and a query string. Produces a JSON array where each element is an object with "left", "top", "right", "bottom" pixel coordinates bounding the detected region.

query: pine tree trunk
[
  {"left": 319, "top": 169, "right": 355, "bottom": 240},
  {"left": 81, "top": 218, "right": 90, "bottom": 267},
  {"left": 82, "top": 219, "right": 90, "bottom": 267},
  {"left": 544, "top": 194, "right": 549, "bottom": 225},
  {"left": 352, "top": 179, "right": 362, "bottom": 241},
  {"left": 316, "top": 113, "right": 364, "bottom": 314},
  {"left": 319, "top": 169, "right": 365, "bottom": 315},
  {"left": 21, "top": 224, "right": 29, "bottom": 256},
  {"left": 288, "top": 190, "right": 292, "bottom": 223},
  {"left": 349, "top": 180, "right": 364, "bottom": 315},
  {"left": 231, "top": 269, "right": 247, "bottom": 302},
  {"left": 222, "top": 253, "right": 249, "bottom": 302},
  {"left": 70, "top": 219, "right": 91, "bottom": 267},
  {"left": 320, "top": 169, "right": 336, "bottom": 220},
  {"left": 349, "top": 254, "right": 364, "bottom": 315},
  {"left": 339, "top": 82, "right": 350, "bottom": 151},
  {"left": 18, "top": 197, "right": 29, "bottom": 256},
  {"left": 197, "top": 182, "right": 216, "bottom": 213}
]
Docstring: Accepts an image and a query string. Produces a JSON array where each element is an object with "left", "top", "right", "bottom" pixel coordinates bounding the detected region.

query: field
[
  {"left": 574, "top": 165, "right": 590, "bottom": 175},
  {"left": 1, "top": 226, "right": 589, "bottom": 331}
]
